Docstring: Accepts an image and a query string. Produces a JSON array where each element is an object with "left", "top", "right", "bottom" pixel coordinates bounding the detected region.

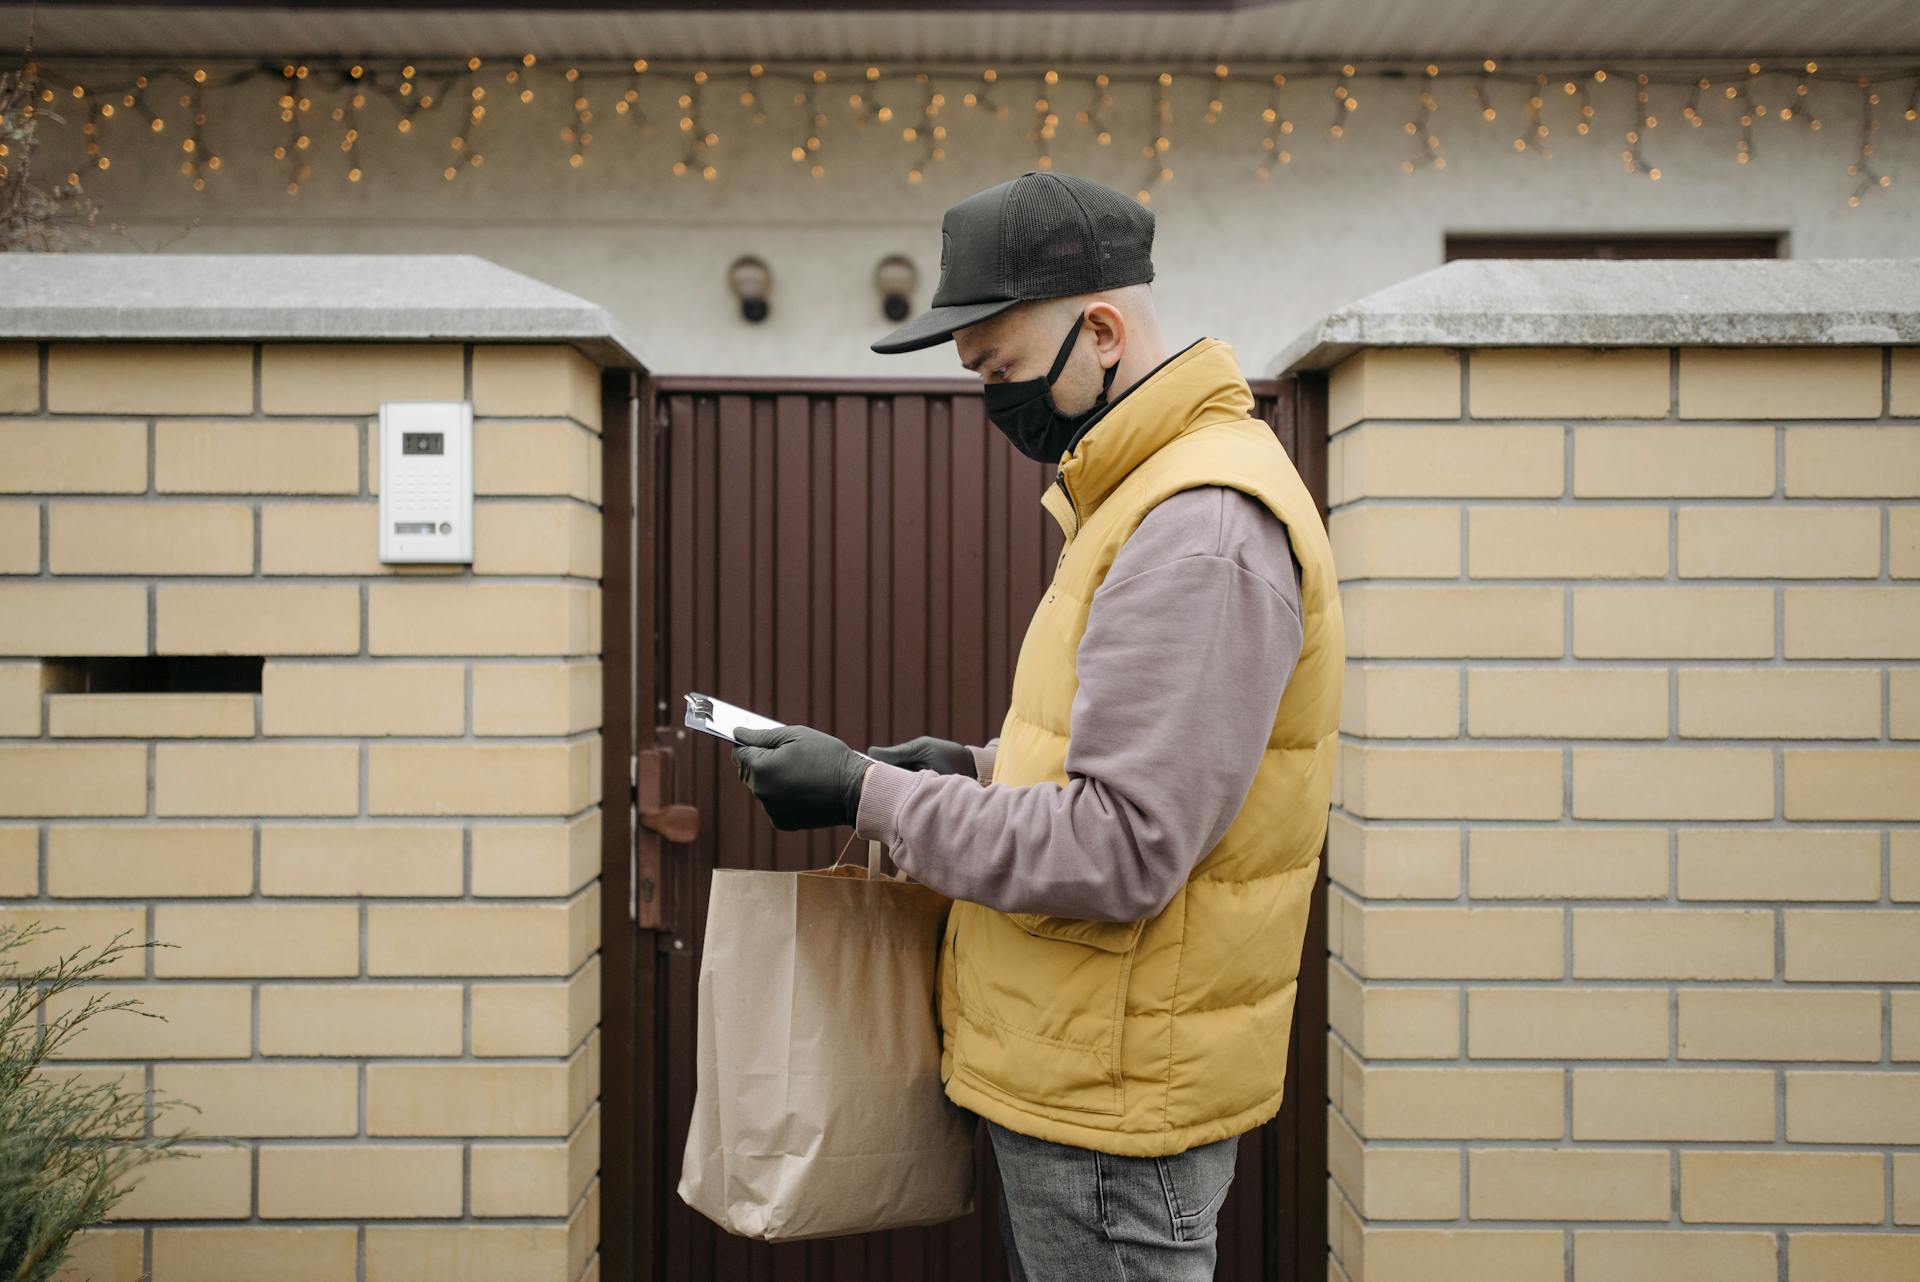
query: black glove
[
  {"left": 732, "top": 724, "right": 870, "bottom": 831},
  {"left": 865, "top": 735, "right": 977, "bottom": 779}
]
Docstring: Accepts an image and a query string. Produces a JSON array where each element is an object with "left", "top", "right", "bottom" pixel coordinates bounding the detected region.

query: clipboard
[
  {"left": 685, "top": 692, "right": 877, "bottom": 763},
  {"left": 684, "top": 692, "right": 786, "bottom": 745}
]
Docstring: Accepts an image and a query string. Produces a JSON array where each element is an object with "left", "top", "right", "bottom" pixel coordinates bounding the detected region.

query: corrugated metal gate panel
[{"left": 650, "top": 376, "right": 1324, "bottom": 1282}]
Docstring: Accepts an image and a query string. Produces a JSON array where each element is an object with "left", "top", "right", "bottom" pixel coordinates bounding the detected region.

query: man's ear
[{"left": 1082, "top": 304, "right": 1124, "bottom": 367}]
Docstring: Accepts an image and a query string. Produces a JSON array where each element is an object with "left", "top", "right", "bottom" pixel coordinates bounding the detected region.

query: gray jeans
[{"left": 986, "top": 1117, "right": 1241, "bottom": 1281}]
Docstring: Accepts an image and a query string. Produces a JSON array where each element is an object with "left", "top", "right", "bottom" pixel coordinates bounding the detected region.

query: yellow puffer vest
[{"left": 936, "top": 336, "right": 1343, "bottom": 1157}]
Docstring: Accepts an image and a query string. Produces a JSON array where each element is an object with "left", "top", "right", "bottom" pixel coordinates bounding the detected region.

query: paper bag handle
[{"left": 830, "top": 832, "right": 907, "bottom": 881}]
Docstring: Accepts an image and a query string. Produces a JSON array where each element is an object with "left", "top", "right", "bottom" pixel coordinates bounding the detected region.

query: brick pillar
[
  {"left": 1322, "top": 344, "right": 1919, "bottom": 1282},
  {"left": 0, "top": 339, "right": 607, "bottom": 1281}
]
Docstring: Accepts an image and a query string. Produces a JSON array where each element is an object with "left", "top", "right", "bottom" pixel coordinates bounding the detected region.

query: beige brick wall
[
  {"left": 0, "top": 340, "right": 608, "bottom": 1282},
  {"left": 1325, "top": 344, "right": 1920, "bottom": 1282}
]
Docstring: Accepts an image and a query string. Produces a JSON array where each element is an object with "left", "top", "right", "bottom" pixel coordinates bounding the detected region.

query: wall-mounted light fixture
[
  {"left": 728, "top": 255, "right": 771, "bottom": 323},
  {"left": 874, "top": 254, "right": 917, "bottom": 323}
]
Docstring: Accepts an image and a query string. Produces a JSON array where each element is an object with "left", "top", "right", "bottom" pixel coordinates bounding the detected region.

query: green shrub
[{"left": 1, "top": 921, "right": 214, "bottom": 1282}]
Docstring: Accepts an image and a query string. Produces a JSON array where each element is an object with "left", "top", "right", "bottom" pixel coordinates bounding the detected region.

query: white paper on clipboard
[
  {"left": 684, "top": 693, "right": 785, "bottom": 744},
  {"left": 684, "top": 693, "right": 876, "bottom": 762}
]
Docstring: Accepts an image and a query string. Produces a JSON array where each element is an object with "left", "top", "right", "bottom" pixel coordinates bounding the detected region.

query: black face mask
[{"left": 981, "top": 308, "right": 1121, "bottom": 465}]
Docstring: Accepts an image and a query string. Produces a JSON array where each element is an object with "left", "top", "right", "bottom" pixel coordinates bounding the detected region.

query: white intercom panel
[{"left": 378, "top": 400, "right": 474, "bottom": 564}]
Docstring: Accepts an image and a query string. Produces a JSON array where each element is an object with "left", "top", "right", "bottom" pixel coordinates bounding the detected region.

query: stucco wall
[
  {"left": 0, "top": 339, "right": 607, "bottom": 1282},
  {"left": 1323, "top": 343, "right": 1920, "bottom": 1281}
]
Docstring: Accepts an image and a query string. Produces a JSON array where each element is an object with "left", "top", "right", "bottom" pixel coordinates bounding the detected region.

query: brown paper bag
[{"left": 676, "top": 837, "right": 978, "bottom": 1241}]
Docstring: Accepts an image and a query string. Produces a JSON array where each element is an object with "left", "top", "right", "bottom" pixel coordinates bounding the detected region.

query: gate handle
[{"left": 639, "top": 803, "right": 699, "bottom": 844}]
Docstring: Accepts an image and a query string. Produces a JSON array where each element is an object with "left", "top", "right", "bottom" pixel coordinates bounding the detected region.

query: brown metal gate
[{"left": 604, "top": 369, "right": 1331, "bottom": 1282}]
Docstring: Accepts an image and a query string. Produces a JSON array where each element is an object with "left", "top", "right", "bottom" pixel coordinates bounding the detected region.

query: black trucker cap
[{"left": 871, "top": 169, "right": 1156, "bottom": 355}]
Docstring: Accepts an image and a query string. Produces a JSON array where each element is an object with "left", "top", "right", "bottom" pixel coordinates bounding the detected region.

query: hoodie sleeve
[{"left": 854, "top": 485, "right": 1305, "bottom": 922}]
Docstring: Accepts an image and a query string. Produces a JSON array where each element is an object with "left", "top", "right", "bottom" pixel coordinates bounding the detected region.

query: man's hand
[
  {"left": 865, "top": 735, "right": 976, "bottom": 778},
  {"left": 733, "top": 724, "right": 870, "bottom": 831}
]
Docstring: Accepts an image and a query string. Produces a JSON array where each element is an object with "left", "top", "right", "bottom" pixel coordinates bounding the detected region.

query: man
[{"left": 731, "top": 169, "right": 1343, "bottom": 1281}]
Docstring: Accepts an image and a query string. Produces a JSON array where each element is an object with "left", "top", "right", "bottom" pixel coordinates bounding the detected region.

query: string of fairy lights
[{"left": 7, "top": 55, "right": 1919, "bottom": 207}]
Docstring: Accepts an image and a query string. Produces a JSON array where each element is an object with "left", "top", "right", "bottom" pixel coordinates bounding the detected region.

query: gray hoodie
[{"left": 853, "top": 483, "right": 1304, "bottom": 923}]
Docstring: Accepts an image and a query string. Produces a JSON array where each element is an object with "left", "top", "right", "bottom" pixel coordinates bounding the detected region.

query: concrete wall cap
[
  {"left": 0, "top": 252, "right": 652, "bottom": 370},
  {"left": 1269, "top": 257, "right": 1920, "bottom": 375}
]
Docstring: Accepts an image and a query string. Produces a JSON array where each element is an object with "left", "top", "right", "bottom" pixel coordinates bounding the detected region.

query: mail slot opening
[{"left": 45, "top": 655, "right": 265, "bottom": 694}]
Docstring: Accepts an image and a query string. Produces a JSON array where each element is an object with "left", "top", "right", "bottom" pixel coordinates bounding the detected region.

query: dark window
[{"left": 1445, "top": 233, "right": 1784, "bottom": 260}]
